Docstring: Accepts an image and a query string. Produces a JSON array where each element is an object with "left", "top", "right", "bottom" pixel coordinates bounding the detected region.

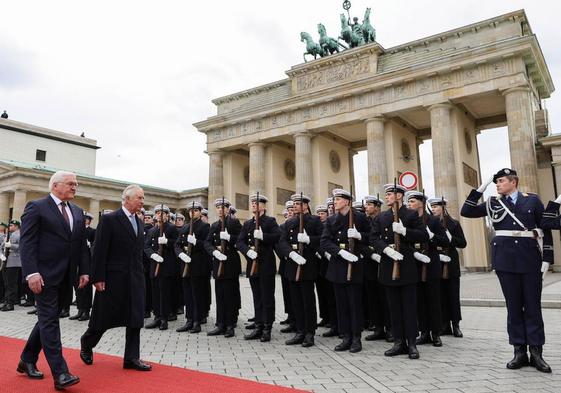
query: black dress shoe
[
  {"left": 176, "top": 320, "right": 193, "bottom": 332},
  {"left": 285, "top": 333, "right": 305, "bottom": 345},
  {"left": 54, "top": 372, "right": 80, "bottom": 391},
  {"left": 245, "top": 322, "right": 257, "bottom": 330},
  {"left": 416, "top": 331, "right": 431, "bottom": 345},
  {"left": 260, "top": 327, "right": 272, "bottom": 342},
  {"left": 408, "top": 341, "right": 420, "bottom": 359},
  {"left": 78, "top": 311, "right": 90, "bottom": 321},
  {"left": 159, "top": 321, "right": 168, "bottom": 331},
  {"left": 59, "top": 309, "right": 70, "bottom": 318},
  {"left": 452, "top": 322, "right": 463, "bottom": 338},
  {"left": 123, "top": 359, "right": 152, "bottom": 371},
  {"left": 334, "top": 336, "right": 352, "bottom": 351},
  {"left": 365, "top": 327, "right": 385, "bottom": 341},
  {"left": 224, "top": 326, "right": 235, "bottom": 338},
  {"left": 317, "top": 318, "right": 328, "bottom": 327},
  {"left": 1, "top": 304, "right": 14, "bottom": 311},
  {"left": 27, "top": 308, "right": 37, "bottom": 315},
  {"left": 302, "top": 333, "right": 315, "bottom": 348},
  {"left": 280, "top": 325, "right": 296, "bottom": 334},
  {"left": 529, "top": 345, "right": 551, "bottom": 373},
  {"left": 385, "top": 331, "right": 394, "bottom": 343},
  {"left": 189, "top": 322, "right": 201, "bottom": 333},
  {"left": 16, "top": 360, "right": 44, "bottom": 379},
  {"left": 507, "top": 345, "right": 529, "bottom": 369},
  {"left": 322, "top": 328, "right": 339, "bottom": 337},
  {"left": 432, "top": 333, "right": 442, "bottom": 347},
  {"left": 80, "top": 345, "right": 93, "bottom": 366},
  {"left": 144, "top": 319, "right": 161, "bottom": 329},
  {"left": 21, "top": 301, "right": 34, "bottom": 307},
  {"left": 349, "top": 336, "right": 362, "bottom": 353},
  {"left": 207, "top": 326, "right": 226, "bottom": 336},
  {"left": 248, "top": 316, "right": 256, "bottom": 322},
  {"left": 69, "top": 311, "right": 83, "bottom": 320},
  {"left": 244, "top": 327, "right": 263, "bottom": 340},
  {"left": 384, "top": 340, "right": 408, "bottom": 356}
]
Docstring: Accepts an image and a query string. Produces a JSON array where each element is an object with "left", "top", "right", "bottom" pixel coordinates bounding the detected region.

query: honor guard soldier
[
  {"left": 278, "top": 201, "right": 295, "bottom": 332},
  {"left": 314, "top": 204, "right": 330, "bottom": 329},
  {"left": 142, "top": 210, "right": 154, "bottom": 318},
  {"left": 203, "top": 198, "right": 242, "bottom": 338},
  {"left": 277, "top": 193, "right": 323, "bottom": 347},
  {"left": 326, "top": 197, "right": 335, "bottom": 215},
  {"left": 370, "top": 184, "right": 429, "bottom": 359},
  {"left": 428, "top": 197, "right": 467, "bottom": 337},
  {"left": 174, "top": 202, "right": 210, "bottom": 334},
  {"left": 200, "top": 208, "right": 212, "bottom": 323},
  {"left": 320, "top": 188, "right": 371, "bottom": 353},
  {"left": 70, "top": 213, "right": 96, "bottom": 321},
  {"left": 320, "top": 198, "right": 339, "bottom": 338},
  {"left": 405, "top": 191, "right": 449, "bottom": 347},
  {"left": 144, "top": 204, "right": 179, "bottom": 331},
  {"left": 236, "top": 194, "right": 281, "bottom": 343},
  {"left": 461, "top": 168, "right": 552, "bottom": 373}
]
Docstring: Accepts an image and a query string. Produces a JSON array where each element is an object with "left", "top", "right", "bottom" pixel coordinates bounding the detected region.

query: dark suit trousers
[
  {"left": 496, "top": 271, "right": 545, "bottom": 345},
  {"left": 290, "top": 280, "right": 317, "bottom": 334},
  {"left": 386, "top": 284, "right": 417, "bottom": 342},
  {"left": 417, "top": 279, "right": 442, "bottom": 333},
  {"left": 249, "top": 274, "right": 276, "bottom": 326},
  {"left": 81, "top": 326, "right": 140, "bottom": 361},
  {"left": 334, "top": 283, "right": 363, "bottom": 335},
  {"left": 21, "top": 283, "right": 70, "bottom": 377},
  {"left": 441, "top": 277, "right": 461, "bottom": 324}
]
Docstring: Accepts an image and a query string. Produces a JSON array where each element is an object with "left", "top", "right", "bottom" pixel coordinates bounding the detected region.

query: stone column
[
  {"left": 249, "top": 142, "right": 266, "bottom": 195},
  {"left": 12, "top": 189, "right": 27, "bottom": 220},
  {"left": 348, "top": 149, "right": 357, "bottom": 196},
  {"left": 502, "top": 87, "right": 539, "bottom": 193},
  {"left": 89, "top": 198, "right": 101, "bottom": 228},
  {"left": 0, "top": 192, "right": 9, "bottom": 224},
  {"left": 365, "top": 117, "right": 388, "bottom": 195},
  {"left": 293, "top": 132, "right": 314, "bottom": 201},
  {"left": 429, "top": 103, "right": 459, "bottom": 217},
  {"left": 208, "top": 150, "right": 224, "bottom": 222}
]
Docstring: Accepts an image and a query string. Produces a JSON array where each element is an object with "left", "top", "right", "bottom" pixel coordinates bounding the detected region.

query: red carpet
[{"left": 0, "top": 336, "right": 308, "bottom": 392}]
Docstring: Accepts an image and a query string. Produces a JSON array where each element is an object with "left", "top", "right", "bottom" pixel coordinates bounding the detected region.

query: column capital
[
  {"left": 364, "top": 115, "right": 386, "bottom": 125},
  {"left": 501, "top": 86, "right": 531, "bottom": 96},
  {"left": 207, "top": 149, "right": 223, "bottom": 156},
  {"left": 427, "top": 102, "right": 455, "bottom": 112},
  {"left": 292, "top": 131, "right": 313, "bottom": 139},
  {"left": 248, "top": 141, "right": 266, "bottom": 148}
]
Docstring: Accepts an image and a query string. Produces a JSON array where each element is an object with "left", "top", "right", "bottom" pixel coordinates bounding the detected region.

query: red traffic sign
[{"left": 399, "top": 171, "right": 418, "bottom": 190}]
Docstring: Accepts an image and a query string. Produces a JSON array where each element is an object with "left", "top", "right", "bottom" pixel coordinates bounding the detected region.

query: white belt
[{"left": 494, "top": 230, "right": 536, "bottom": 238}]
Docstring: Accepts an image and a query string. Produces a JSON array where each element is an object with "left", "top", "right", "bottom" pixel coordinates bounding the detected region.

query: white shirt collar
[
  {"left": 122, "top": 206, "right": 134, "bottom": 218},
  {"left": 50, "top": 193, "right": 64, "bottom": 206}
]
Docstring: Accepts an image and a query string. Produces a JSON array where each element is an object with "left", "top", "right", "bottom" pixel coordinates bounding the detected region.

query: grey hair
[
  {"left": 49, "top": 171, "right": 76, "bottom": 191},
  {"left": 122, "top": 184, "right": 143, "bottom": 202}
]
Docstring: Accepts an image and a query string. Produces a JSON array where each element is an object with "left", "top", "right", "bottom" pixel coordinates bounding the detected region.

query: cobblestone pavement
[{"left": 1, "top": 273, "right": 560, "bottom": 392}]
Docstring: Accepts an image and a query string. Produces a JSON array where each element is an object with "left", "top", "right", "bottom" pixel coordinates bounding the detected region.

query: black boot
[
  {"left": 224, "top": 326, "right": 235, "bottom": 338},
  {"left": 260, "top": 324, "right": 272, "bottom": 342},
  {"left": 385, "top": 330, "right": 394, "bottom": 343},
  {"left": 176, "top": 320, "right": 193, "bottom": 332},
  {"left": 334, "top": 335, "right": 352, "bottom": 351},
  {"left": 365, "top": 326, "right": 385, "bottom": 341},
  {"left": 350, "top": 335, "right": 362, "bottom": 353},
  {"left": 244, "top": 325, "right": 263, "bottom": 340},
  {"left": 416, "top": 331, "right": 431, "bottom": 345},
  {"left": 159, "top": 320, "right": 168, "bottom": 330},
  {"left": 302, "top": 333, "right": 315, "bottom": 348},
  {"left": 280, "top": 324, "right": 296, "bottom": 334},
  {"left": 452, "top": 322, "right": 463, "bottom": 338},
  {"left": 248, "top": 316, "right": 256, "bottom": 322},
  {"left": 78, "top": 310, "right": 90, "bottom": 321},
  {"left": 189, "top": 322, "right": 201, "bottom": 333},
  {"left": 408, "top": 339, "right": 420, "bottom": 359},
  {"left": 506, "top": 345, "right": 529, "bottom": 369},
  {"left": 279, "top": 316, "right": 292, "bottom": 325},
  {"left": 144, "top": 319, "right": 161, "bottom": 329},
  {"left": 529, "top": 345, "right": 552, "bottom": 373},
  {"left": 59, "top": 308, "right": 70, "bottom": 318},
  {"left": 207, "top": 325, "right": 226, "bottom": 336},
  {"left": 384, "top": 339, "right": 407, "bottom": 356},
  {"left": 69, "top": 310, "right": 83, "bottom": 320},
  {"left": 245, "top": 323, "right": 257, "bottom": 330},
  {"left": 432, "top": 332, "right": 442, "bottom": 347},
  {"left": 322, "top": 327, "right": 339, "bottom": 337},
  {"left": 285, "top": 332, "right": 305, "bottom": 345}
]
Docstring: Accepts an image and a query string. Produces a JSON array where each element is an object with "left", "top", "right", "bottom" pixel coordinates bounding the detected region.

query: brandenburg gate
[{"left": 194, "top": 10, "right": 558, "bottom": 271}]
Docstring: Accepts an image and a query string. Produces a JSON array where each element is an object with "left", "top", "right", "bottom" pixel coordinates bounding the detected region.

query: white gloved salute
[
  {"left": 187, "top": 234, "right": 197, "bottom": 245},
  {"left": 477, "top": 175, "right": 494, "bottom": 193},
  {"left": 347, "top": 226, "right": 362, "bottom": 240},
  {"left": 212, "top": 250, "right": 227, "bottom": 261},
  {"left": 4, "top": 241, "right": 11, "bottom": 248},
  {"left": 392, "top": 220, "right": 406, "bottom": 236},
  {"left": 219, "top": 229, "right": 230, "bottom": 241},
  {"left": 383, "top": 247, "right": 404, "bottom": 261},
  {"left": 179, "top": 252, "right": 191, "bottom": 263},
  {"left": 426, "top": 226, "right": 434, "bottom": 240},
  {"left": 542, "top": 262, "right": 550, "bottom": 279},
  {"left": 338, "top": 249, "right": 358, "bottom": 262},
  {"left": 554, "top": 195, "right": 561, "bottom": 204},
  {"left": 439, "top": 254, "right": 451, "bottom": 263},
  {"left": 289, "top": 251, "right": 306, "bottom": 265},
  {"left": 158, "top": 235, "right": 168, "bottom": 245},
  {"left": 297, "top": 230, "right": 310, "bottom": 244},
  {"left": 445, "top": 230, "right": 452, "bottom": 242},
  {"left": 150, "top": 253, "right": 164, "bottom": 263},
  {"left": 414, "top": 252, "right": 431, "bottom": 264},
  {"left": 324, "top": 251, "right": 331, "bottom": 261},
  {"left": 253, "top": 228, "right": 263, "bottom": 240},
  {"left": 247, "top": 249, "right": 258, "bottom": 260},
  {"left": 371, "top": 253, "right": 381, "bottom": 262}
]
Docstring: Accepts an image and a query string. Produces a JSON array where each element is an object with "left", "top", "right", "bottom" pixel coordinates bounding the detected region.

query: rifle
[
  {"left": 421, "top": 189, "right": 428, "bottom": 283},
  {"left": 250, "top": 192, "right": 260, "bottom": 277},
  {"left": 217, "top": 196, "right": 227, "bottom": 278},
  {"left": 182, "top": 201, "right": 195, "bottom": 278},
  {"left": 441, "top": 196, "right": 450, "bottom": 280},
  {"left": 296, "top": 192, "right": 304, "bottom": 282},
  {"left": 347, "top": 186, "right": 355, "bottom": 282},
  {"left": 154, "top": 203, "right": 164, "bottom": 278},
  {"left": 392, "top": 178, "right": 401, "bottom": 281}
]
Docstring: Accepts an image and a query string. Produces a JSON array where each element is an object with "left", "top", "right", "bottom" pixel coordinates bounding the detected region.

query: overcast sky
[{"left": 1, "top": 0, "right": 559, "bottom": 201}]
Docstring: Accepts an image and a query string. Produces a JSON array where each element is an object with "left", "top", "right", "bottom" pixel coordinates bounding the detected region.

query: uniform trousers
[
  {"left": 441, "top": 277, "right": 461, "bottom": 324},
  {"left": 386, "top": 284, "right": 417, "bottom": 341},
  {"left": 281, "top": 275, "right": 293, "bottom": 317},
  {"left": 75, "top": 281, "right": 92, "bottom": 311},
  {"left": 417, "top": 279, "right": 442, "bottom": 333},
  {"left": 496, "top": 270, "right": 545, "bottom": 345},
  {"left": 3, "top": 266, "right": 20, "bottom": 305},
  {"left": 81, "top": 327, "right": 140, "bottom": 360},
  {"left": 152, "top": 276, "right": 172, "bottom": 321},
  {"left": 326, "top": 281, "right": 338, "bottom": 328},
  {"left": 289, "top": 280, "right": 317, "bottom": 334},
  {"left": 143, "top": 267, "right": 152, "bottom": 314},
  {"left": 215, "top": 279, "right": 238, "bottom": 328},
  {"left": 315, "top": 275, "right": 330, "bottom": 321},
  {"left": 249, "top": 274, "right": 276, "bottom": 326},
  {"left": 333, "top": 283, "right": 363, "bottom": 335},
  {"left": 182, "top": 276, "right": 206, "bottom": 323}
]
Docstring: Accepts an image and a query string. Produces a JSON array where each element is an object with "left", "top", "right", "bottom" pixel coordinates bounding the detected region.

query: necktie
[
  {"left": 130, "top": 214, "right": 138, "bottom": 235},
  {"left": 60, "top": 202, "right": 70, "bottom": 226}
]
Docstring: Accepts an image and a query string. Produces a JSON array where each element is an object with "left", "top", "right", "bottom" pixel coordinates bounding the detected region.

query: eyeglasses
[{"left": 57, "top": 181, "right": 79, "bottom": 187}]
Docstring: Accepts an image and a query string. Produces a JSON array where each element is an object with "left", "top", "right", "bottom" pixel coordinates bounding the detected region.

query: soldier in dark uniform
[
  {"left": 428, "top": 197, "right": 467, "bottom": 337},
  {"left": 203, "top": 198, "right": 242, "bottom": 338},
  {"left": 277, "top": 193, "right": 323, "bottom": 347},
  {"left": 171, "top": 212, "right": 186, "bottom": 319},
  {"left": 405, "top": 191, "right": 449, "bottom": 348},
  {"left": 144, "top": 204, "right": 179, "bottom": 331},
  {"left": 236, "top": 194, "right": 281, "bottom": 343},
  {"left": 278, "top": 201, "right": 295, "bottom": 332},
  {"left": 370, "top": 184, "right": 429, "bottom": 359},
  {"left": 320, "top": 197, "right": 339, "bottom": 338},
  {"left": 70, "top": 213, "right": 96, "bottom": 321},
  {"left": 200, "top": 208, "right": 212, "bottom": 324},
  {"left": 141, "top": 210, "right": 154, "bottom": 318},
  {"left": 314, "top": 204, "right": 330, "bottom": 328},
  {"left": 461, "top": 168, "right": 552, "bottom": 373},
  {"left": 321, "top": 189, "right": 371, "bottom": 353},
  {"left": 174, "top": 202, "right": 210, "bottom": 333}
]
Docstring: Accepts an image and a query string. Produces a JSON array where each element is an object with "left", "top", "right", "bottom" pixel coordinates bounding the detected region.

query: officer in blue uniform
[{"left": 461, "top": 168, "right": 552, "bottom": 373}]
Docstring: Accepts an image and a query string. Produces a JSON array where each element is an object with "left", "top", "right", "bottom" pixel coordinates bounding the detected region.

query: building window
[{"left": 36, "top": 149, "right": 46, "bottom": 162}]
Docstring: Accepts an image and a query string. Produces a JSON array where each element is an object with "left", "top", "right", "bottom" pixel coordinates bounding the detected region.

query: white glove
[
  {"left": 253, "top": 229, "right": 263, "bottom": 240},
  {"left": 426, "top": 226, "right": 434, "bottom": 240},
  {"left": 219, "top": 230, "right": 230, "bottom": 241},
  {"left": 439, "top": 254, "right": 451, "bottom": 263},
  {"left": 4, "top": 241, "right": 11, "bottom": 249},
  {"left": 0, "top": 254, "right": 6, "bottom": 262},
  {"left": 445, "top": 230, "right": 452, "bottom": 242},
  {"left": 392, "top": 221, "right": 406, "bottom": 236},
  {"left": 212, "top": 250, "right": 227, "bottom": 261},
  {"left": 347, "top": 226, "right": 362, "bottom": 240},
  {"left": 414, "top": 252, "right": 431, "bottom": 264},
  {"left": 179, "top": 252, "right": 191, "bottom": 263},
  {"left": 477, "top": 175, "right": 494, "bottom": 193},
  {"left": 157, "top": 235, "right": 168, "bottom": 245},
  {"left": 338, "top": 249, "right": 358, "bottom": 262},
  {"left": 383, "top": 247, "right": 404, "bottom": 260},
  {"left": 541, "top": 262, "right": 550, "bottom": 279},
  {"left": 297, "top": 230, "right": 310, "bottom": 244},
  {"left": 315, "top": 252, "right": 321, "bottom": 259},
  {"left": 150, "top": 253, "right": 164, "bottom": 263},
  {"left": 371, "top": 253, "right": 381, "bottom": 262},
  {"left": 324, "top": 251, "right": 331, "bottom": 261},
  {"left": 187, "top": 234, "right": 196, "bottom": 245},
  {"left": 289, "top": 251, "right": 306, "bottom": 265},
  {"left": 554, "top": 195, "right": 561, "bottom": 204},
  {"left": 86, "top": 240, "right": 91, "bottom": 248},
  {"left": 247, "top": 249, "right": 258, "bottom": 259}
]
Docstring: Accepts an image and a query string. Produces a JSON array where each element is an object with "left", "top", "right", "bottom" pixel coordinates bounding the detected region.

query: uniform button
[
  {"left": 513, "top": 222, "right": 516, "bottom": 225},
  {"left": 493, "top": 242, "right": 496, "bottom": 246},
  {"left": 528, "top": 210, "right": 531, "bottom": 213},
  {"left": 338, "top": 231, "right": 341, "bottom": 234},
  {"left": 515, "top": 240, "right": 518, "bottom": 244},
  {"left": 385, "top": 228, "right": 388, "bottom": 232}
]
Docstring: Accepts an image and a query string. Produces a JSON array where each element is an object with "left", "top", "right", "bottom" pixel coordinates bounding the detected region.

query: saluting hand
[{"left": 477, "top": 175, "right": 494, "bottom": 193}]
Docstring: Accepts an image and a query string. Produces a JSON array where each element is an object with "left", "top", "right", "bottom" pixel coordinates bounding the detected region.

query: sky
[{"left": 1, "top": 0, "right": 559, "bottom": 200}]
